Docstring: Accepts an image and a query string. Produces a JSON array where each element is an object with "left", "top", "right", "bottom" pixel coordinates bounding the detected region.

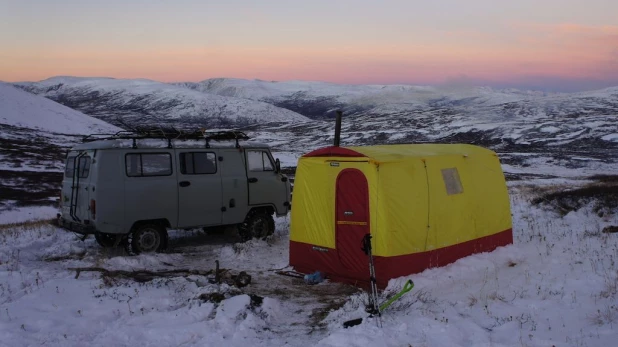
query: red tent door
[{"left": 335, "top": 169, "right": 370, "bottom": 275}]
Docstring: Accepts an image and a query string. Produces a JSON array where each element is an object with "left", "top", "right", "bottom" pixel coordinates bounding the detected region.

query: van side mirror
[{"left": 275, "top": 158, "right": 281, "bottom": 173}]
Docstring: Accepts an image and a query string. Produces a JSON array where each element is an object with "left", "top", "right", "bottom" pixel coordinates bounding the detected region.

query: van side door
[
  {"left": 124, "top": 151, "right": 178, "bottom": 229},
  {"left": 218, "top": 149, "right": 249, "bottom": 225},
  {"left": 245, "top": 149, "right": 282, "bottom": 206},
  {"left": 176, "top": 150, "right": 223, "bottom": 228}
]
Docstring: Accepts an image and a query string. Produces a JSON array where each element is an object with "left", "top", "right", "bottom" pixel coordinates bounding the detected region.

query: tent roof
[
  {"left": 303, "top": 144, "right": 495, "bottom": 162},
  {"left": 303, "top": 146, "right": 367, "bottom": 158}
]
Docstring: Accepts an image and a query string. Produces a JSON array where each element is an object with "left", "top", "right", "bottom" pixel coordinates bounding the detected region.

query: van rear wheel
[
  {"left": 238, "top": 210, "right": 275, "bottom": 242},
  {"left": 130, "top": 224, "right": 166, "bottom": 254}
]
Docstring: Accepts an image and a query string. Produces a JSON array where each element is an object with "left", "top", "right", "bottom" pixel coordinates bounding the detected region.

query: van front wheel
[
  {"left": 238, "top": 211, "right": 275, "bottom": 242},
  {"left": 130, "top": 224, "right": 166, "bottom": 254}
]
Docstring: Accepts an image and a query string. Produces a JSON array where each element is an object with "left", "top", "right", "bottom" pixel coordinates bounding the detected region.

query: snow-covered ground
[
  {"left": 0, "top": 82, "right": 120, "bottom": 135},
  {"left": 1, "top": 176, "right": 617, "bottom": 346},
  {"left": 0, "top": 205, "right": 59, "bottom": 225}
]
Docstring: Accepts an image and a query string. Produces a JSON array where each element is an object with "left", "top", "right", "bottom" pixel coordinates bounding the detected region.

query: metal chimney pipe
[{"left": 334, "top": 110, "right": 342, "bottom": 147}]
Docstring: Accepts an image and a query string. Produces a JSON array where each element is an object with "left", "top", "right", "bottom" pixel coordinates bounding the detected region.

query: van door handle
[
  {"left": 179, "top": 181, "right": 191, "bottom": 187},
  {"left": 248, "top": 178, "right": 258, "bottom": 183}
]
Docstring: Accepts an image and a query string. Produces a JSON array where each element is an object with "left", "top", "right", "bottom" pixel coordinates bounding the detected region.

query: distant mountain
[
  {"left": 178, "top": 78, "right": 618, "bottom": 154},
  {"left": 176, "top": 78, "right": 553, "bottom": 119},
  {"left": 12, "top": 77, "right": 618, "bottom": 153},
  {"left": 15, "top": 77, "right": 309, "bottom": 128}
]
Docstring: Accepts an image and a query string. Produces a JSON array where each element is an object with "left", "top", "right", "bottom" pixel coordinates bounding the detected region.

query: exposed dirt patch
[
  {"left": 602, "top": 226, "right": 618, "bottom": 234},
  {"left": 0, "top": 170, "right": 63, "bottom": 207},
  {"left": 43, "top": 251, "right": 87, "bottom": 262},
  {"left": 531, "top": 176, "right": 618, "bottom": 216},
  {"left": 0, "top": 219, "right": 55, "bottom": 230},
  {"left": 0, "top": 125, "right": 71, "bottom": 208},
  {"left": 242, "top": 272, "right": 361, "bottom": 332}
]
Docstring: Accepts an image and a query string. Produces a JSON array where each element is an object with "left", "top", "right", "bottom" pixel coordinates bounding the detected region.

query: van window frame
[
  {"left": 179, "top": 152, "right": 218, "bottom": 175},
  {"left": 125, "top": 152, "right": 173, "bottom": 177},
  {"left": 65, "top": 155, "right": 91, "bottom": 179},
  {"left": 246, "top": 150, "right": 275, "bottom": 172}
]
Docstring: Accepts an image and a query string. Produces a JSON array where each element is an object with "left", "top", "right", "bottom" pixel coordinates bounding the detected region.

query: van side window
[
  {"left": 79, "top": 157, "right": 91, "bottom": 178},
  {"left": 65, "top": 156, "right": 91, "bottom": 178},
  {"left": 179, "top": 152, "right": 217, "bottom": 174},
  {"left": 247, "top": 150, "right": 274, "bottom": 172},
  {"left": 126, "top": 153, "right": 172, "bottom": 177}
]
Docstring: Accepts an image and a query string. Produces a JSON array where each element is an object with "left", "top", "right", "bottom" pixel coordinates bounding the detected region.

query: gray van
[{"left": 56, "top": 130, "right": 291, "bottom": 254}]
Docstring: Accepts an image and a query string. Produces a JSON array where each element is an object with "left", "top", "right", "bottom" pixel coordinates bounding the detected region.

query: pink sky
[{"left": 1, "top": 1, "right": 617, "bottom": 91}]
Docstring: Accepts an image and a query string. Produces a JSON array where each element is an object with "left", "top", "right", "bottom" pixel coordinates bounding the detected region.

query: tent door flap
[{"left": 335, "top": 168, "right": 370, "bottom": 275}]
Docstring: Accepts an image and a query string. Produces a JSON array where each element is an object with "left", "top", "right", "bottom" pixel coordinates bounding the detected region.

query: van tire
[
  {"left": 238, "top": 210, "right": 275, "bottom": 242},
  {"left": 94, "top": 232, "right": 117, "bottom": 248},
  {"left": 130, "top": 224, "right": 166, "bottom": 254}
]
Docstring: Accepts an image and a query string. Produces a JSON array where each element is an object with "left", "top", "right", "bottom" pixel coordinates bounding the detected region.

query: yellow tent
[{"left": 289, "top": 144, "right": 512, "bottom": 288}]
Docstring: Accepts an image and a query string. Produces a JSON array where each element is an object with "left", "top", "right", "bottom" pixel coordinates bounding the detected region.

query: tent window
[{"left": 441, "top": 168, "right": 463, "bottom": 195}]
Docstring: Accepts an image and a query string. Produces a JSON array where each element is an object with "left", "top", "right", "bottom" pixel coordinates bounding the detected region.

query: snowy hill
[
  {"left": 0, "top": 82, "right": 121, "bottom": 210},
  {"left": 0, "top": 82, "right": 120, "bottom": 135},
  {"left": 16, "top": 77, "right": 309, "bottom": 128}
]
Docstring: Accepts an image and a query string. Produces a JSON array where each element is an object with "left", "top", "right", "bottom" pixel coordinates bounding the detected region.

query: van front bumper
[{"left": 56, "top": 215, "right": 96, "bottom": 235}]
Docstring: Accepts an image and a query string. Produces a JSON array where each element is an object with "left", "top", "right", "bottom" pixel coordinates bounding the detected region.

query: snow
[
  {"left": 1, "top": 175, "right": 618, "bottom": 346},
  {"left": 602, "top": 133, "right": 618, "bottom": 142},
  {"left": 539, "top": 126, "right": 561, "bottom": 133},
  {"left": 0, "top": 205, "right": 59, "bottom": 225},
  {"left": 319, "top": 192, "right": 618, "bottom": 347},
  {"left": 0, "top": 82, "right": 121, "bottom": 135}
]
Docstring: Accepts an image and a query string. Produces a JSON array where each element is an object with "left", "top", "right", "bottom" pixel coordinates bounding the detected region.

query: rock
[
  {"left": 233, "top": 271, "right": 252, "bottom": 288},
  {"left": 248, "top": 294, "right": 263, "bottom": 309},
  {"left": 602, "top": 225, "right": 618, "bottom": 233},
  {"left": 198, "top": 292, "right": 226, "bottom": 303}
]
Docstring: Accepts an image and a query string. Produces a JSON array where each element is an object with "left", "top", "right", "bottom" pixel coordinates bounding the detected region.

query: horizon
[
  {"left": 1, "top": 0, "right": 617, "bottom": 92},
  {"left": 4, "top": 74, "right": 618, "bottom": 94}
]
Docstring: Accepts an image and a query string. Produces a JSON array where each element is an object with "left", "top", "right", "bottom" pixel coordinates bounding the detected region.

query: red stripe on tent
[
  {"left": 302, "top": 146, "right": 367, "bottom": 158},
  {"left": 290, "top": 228, "right": 513, "bottom": 289}
]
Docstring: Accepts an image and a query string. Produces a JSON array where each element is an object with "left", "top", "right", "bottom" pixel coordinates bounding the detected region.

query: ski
[{"left": 343, "top": 279, "right": 414, "bottom": 328}]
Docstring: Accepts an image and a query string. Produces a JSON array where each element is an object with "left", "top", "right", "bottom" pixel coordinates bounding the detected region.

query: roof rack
[{"left": 81, "top": 127, "right": 250, "bottom": 148}]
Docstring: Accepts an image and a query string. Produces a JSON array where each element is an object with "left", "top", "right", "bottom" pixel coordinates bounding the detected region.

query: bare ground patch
[{"left": 531, "top": 176, "right": 618, "bottom": 216}]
